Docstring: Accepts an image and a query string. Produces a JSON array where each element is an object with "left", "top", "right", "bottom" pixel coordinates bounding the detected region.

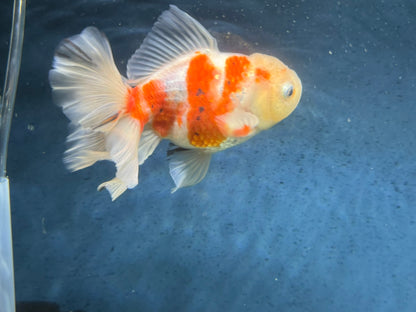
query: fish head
[{"left": 247, "top": 53, "right": 302, "bottom": 130}]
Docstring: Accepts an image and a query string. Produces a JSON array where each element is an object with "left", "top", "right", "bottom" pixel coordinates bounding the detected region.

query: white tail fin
[
  {"left": 49, "top": 27, "right": 126, "bottom": 130},
  {"left": 97, "top": 117, "right": 141, "bottom": 200},
  {"left": 49, "top": 27, "right": 144, "bottom": 200}
]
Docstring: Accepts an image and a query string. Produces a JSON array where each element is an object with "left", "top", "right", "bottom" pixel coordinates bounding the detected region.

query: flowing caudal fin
[{"left": 49, "top": 27, "right": 145, "bottom": 200}]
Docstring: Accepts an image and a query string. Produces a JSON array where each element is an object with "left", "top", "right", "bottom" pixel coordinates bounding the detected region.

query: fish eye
[{"left": 282, "top": 83, "right": 294, "bottom": 98}]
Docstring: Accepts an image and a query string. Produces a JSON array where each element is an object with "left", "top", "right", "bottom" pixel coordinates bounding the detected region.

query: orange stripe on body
[
  {"left": 186, "top": 54, "right": 251, "bottom": 148},
  {"left": 126, "top": 86, "right": 148, "bottom": 128},
  {"left": 223, "top": 56, "right": 251, "bottom": 94},
  {"left": 217, "top": 55, "right": 251, "bottom": 113},
  {"left": 142, "top": 79, "right": 180, "bottom": 138},
  {"left": 186, "top": 53, "right": 224, "bottom": 148},
  {"left": 175, "top": 102, "right": 186, "bottom": 127}
]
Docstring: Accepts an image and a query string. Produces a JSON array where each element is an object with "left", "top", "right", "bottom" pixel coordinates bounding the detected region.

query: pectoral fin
[{"left": 215, "top": 109, "right": 259, "bottom": 137}]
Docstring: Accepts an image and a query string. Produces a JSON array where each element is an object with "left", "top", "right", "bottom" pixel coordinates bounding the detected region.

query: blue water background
[{"left": 1, "top": 0, "right": 415, "bottom": 311}]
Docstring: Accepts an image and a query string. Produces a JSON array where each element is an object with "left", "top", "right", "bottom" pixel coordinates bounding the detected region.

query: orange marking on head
[
  {"left": 255, "top": 68, "right": 271, "bottom": 82},
  {"left": 186, "top": 53, "right": 225, "bottom": 148},
  {"left": 126, "top": 86, "right": 148, "bottom": 125}
]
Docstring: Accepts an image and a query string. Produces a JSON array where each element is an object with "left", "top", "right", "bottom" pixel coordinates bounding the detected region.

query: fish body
[{"left": 49, "top": 5, "right": 302, "bottom": 200}]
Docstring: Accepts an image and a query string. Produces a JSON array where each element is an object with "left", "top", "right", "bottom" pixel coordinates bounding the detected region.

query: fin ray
[
  {"left": 127, "top": 5, "right": 218, "bottom": 81},
  {"left": 97, "top": 178, "right": 127, "bottom": 201},
  {"left": 138, "top": 129, "right": 161, "bottom": 165},
  {"left": 216, "top": 110, "right": 258, "bottom": 137},
  {"left": 50, "top": 27, "right": 147, "bottom": 201},
  {"left": 49, "top": 26, "right": 126, "bottom": 131},
  {"left": 98, "top": 117, "right": 142, "bottom": 200},
  {"left": 168, "top": 147, "right": 212, "bottom": 192},
  {"left": 64, "top": 127, "right": 109, "bottom": 171}
]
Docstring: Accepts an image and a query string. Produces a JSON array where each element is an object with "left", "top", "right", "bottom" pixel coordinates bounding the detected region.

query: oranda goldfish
[{"left": 49, "top": 5, "right": 302, "bottom": 200}]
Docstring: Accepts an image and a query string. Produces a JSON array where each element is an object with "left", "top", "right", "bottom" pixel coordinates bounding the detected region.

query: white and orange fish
[{"left": 49, "top": 5, "right": 302, "bottom": 200}]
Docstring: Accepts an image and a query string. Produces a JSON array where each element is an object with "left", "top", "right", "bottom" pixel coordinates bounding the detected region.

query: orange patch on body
[
  {"left": 186, "top": 53, "right": 225, "bottom": 148},
  {"left": 186, "top": 54, "right": 252, "bottom": 148},
  {"left": 142, "top": 79, "right": 177, "bottom": 137},
  {"left": 255, "top": 68, "right": 271, "bottom": 82},
  {"left": 143, "top": 80, "right": 166, "bottom": 113},
  {"left": 217, "top": 56, "right": 251, "bottom": 113},
  {"left": 224, "top": 56, "right": 251, "bottom": 94},
  {"left": 175, "top": 102, "right": 186, "bottom": 127},
  {"left": 126, "top": 86, "right": 148, "bottom": 125},
  {"left": 153, "top": 106, "right": 177, "bottom": 137}
]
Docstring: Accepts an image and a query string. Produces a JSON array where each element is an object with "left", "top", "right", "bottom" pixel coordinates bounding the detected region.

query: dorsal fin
[{"left": 127, "top": 5, "right": 218, "bottom": 81}]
